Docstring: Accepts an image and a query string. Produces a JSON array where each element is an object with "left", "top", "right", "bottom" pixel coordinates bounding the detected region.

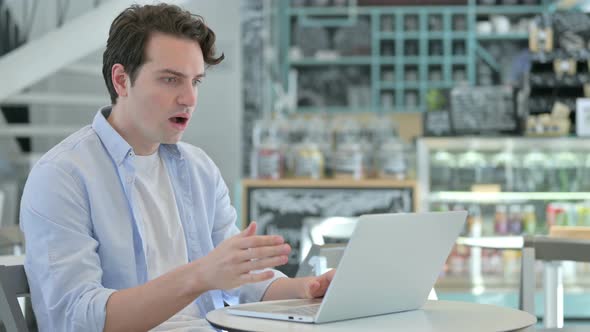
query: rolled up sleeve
[{"left": 20, "top": 162, "right": 114, "bottom": 332}]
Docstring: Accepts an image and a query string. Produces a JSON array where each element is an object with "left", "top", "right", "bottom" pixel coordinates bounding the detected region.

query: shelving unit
[
  {"left": 277, "top": 0, "right": 552, "bottom": 113},
  {"left": 430, "top": 192, "right": 590, "bottom": 203},
  {"left": 417, "top": 136, "right": 590, "bottom": 318}
]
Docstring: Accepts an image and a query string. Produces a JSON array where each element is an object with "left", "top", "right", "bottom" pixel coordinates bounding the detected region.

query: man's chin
[{"left": 162, "top": 134, "right": 183, "bottom": 145}]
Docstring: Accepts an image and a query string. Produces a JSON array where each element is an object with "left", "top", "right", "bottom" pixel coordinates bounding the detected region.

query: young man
[{"left": 20, "top": 4, "right": 334, "bottom": 332}]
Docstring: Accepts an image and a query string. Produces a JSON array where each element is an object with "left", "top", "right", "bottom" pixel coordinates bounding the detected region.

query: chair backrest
[{"left": 0, "top": 264, "right": 30, "bottom": 332}]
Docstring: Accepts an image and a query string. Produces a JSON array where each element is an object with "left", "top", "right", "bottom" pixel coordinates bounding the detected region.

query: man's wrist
[{"left": 183, "top": 260, "right": 210, "bottom": 300}]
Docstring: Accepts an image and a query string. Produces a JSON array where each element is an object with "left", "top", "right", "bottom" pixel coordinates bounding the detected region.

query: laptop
[{"left": 226, "top": 211, "right": 467, "bottom": 324}]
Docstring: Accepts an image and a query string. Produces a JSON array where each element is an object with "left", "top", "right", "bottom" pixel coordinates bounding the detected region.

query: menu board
[
  {"left": 450, "top": 86, "right": 519, "bottom": 135},
  {"left": 242, "top": 180, "right": 415, "bottom": 276},
  {"left": 423, "top": 110, "right": 453, "bottom": 136}
]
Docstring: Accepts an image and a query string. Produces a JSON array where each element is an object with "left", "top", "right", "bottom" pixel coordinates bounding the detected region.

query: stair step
[
  {"left": 3, "top": 92, "right": 107, "bottom": 106},
  {"left": 0, "top": 125, "right": 79, "bottom": 136}
]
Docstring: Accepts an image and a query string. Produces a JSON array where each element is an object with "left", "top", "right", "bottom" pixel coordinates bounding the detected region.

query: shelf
[
  {"left": 380, "top": 81, "right": 454, "bottom": 89},
  {"left": 242, "top": 178, "right": 417, "bottom": 188},
  {"left": 287, "top": 6, "right": 468, "bottom": 17},
  {"left": 379, "top": 56, "right": 468, "bottom": 65},
  {"left": 290, "top": 56, "right": 372, "bottom": 66},
  {"left": 436, "top": 275, "right": 590, "bottom": 291},
  {"left": 379, "top": 32, "right": 468, "bottom": 40},
  {"left": 429, "top": 191, "right": 590, "bottom": 203},
  {"left": 419, "top": 136, "right": 590, "bottom": 151},
  {"left": 477, "top": 33, "right": 529, "bottom": 40},
  {"left": 531, "top": 51, "right": 590, "bottom": 63},
  {"left": 475, "top": 5, "right": 547, "bottom": 15},
  {"left": 294, "top": 106, "right": 372, "bottom": 113},
  {"left": 280, "top": 3, "right": 545, "bottom": 116},
  {"left": 456, "top": 236, "right": 524, "bottom": 250},
  {"left": 436, "top": 275, "right": 520, "bottom": 291},
  {"left": 293, "top": 106, "right": 424, "bottom": 113}
]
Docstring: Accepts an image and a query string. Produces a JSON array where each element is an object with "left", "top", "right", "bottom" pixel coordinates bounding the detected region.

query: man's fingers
[
  {"left": 238, "top": 255, "right": 288, "bottom": 274},
  {"left": 237, "top": 235, "right": 284, "bottom": 249},
  {"left": 239, "top": 244, "right": 291, "bottom": 261},
  {"left": 239, "top": 222, "right": 257, "bottom": 237}
]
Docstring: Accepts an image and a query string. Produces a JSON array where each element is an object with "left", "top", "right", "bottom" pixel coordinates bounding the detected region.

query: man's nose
[{"left": 178, "top": 83, "right": 197, "bottom": 108}]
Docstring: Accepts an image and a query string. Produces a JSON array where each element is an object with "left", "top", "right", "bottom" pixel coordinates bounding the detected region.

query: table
[
  {"left": 458, "top": 235, "right": 590, "bottom": 329},
  {"left": 206, "top": 300, "right": 536, "bottom": 332}
]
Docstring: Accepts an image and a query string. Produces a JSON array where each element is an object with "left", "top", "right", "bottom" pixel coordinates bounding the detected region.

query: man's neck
[{"left": 108, "top": 104, "right": 159, "bottom": 156}]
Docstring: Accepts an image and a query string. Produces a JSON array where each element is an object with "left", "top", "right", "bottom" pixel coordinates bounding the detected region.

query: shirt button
[{"left": 126, "top": 176, "right": 133, "bottom": 184}]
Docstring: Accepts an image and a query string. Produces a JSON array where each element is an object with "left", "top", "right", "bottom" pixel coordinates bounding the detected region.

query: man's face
[{"left": 121, "top": 32, "right": 205, "bottom": 150}]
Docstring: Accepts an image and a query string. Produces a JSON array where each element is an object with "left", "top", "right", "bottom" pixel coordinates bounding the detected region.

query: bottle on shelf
[
  {"left": 468, "top": 205, "right": 483, "bottom": 238},
  {"left": 508, "top": 205, "right": 523, "bottom": 235},
  {"left": 494, "top": 204, "right": 509, "bottom": 235},
  {"left": 522, "top": 204, "right": 537, "bottom": 235}
]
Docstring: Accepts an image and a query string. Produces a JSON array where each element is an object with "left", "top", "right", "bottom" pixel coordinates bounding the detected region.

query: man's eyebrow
[{"left": 157, "top": 69, "right": 206, "bottom": 79}]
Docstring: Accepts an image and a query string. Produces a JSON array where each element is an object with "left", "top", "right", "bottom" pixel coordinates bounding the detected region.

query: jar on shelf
[
  {"left": 549, "top": 152, "right": 581, "bottom": 192},
  {"left": 304, "top": 115, "right": 331, "bottom": 177},
  {"left": 293, "top": 143, "right": 324, "bottom": 179},
  {"left": 430, "top": 150, "right": 457, "bottom": 191},
  {"left": 456, "top": 150, "right": 487, "bottom": 190},
  {"left": 516, "top": 150, "right": 549, "bottom": 192},
  {"left": 250, "top": 142, "right": 283, "bottom": 179},
  {"left": 332, "top": 142, "right": 364, "bottom": 180},
  {"left": 490, "top": 151, "right": 517, "bottom": 191},
  {"left": 376, "top": 138, "right": 408, "bottom": 180},
  {"left": 250, "top": 117, "right": 285, "bottom": 179},
  {"left": 332, "top": 117, "right": 360, "bottom": 150}
]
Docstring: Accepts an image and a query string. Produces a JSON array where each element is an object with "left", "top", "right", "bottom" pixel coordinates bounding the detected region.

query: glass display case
[{"left": 417, "top": 137, "right": 590, "bottom": 316}]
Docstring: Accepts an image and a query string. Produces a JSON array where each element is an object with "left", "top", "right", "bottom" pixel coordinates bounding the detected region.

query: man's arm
[
  {"left": 21, "top": 161, "right": 289, "bottom": 332},
  {"left": 104, "top": 222, "right": 290, "bottom": 332},
  {"left": 104, "top": 262, "right": 203, "bottom": 332}
]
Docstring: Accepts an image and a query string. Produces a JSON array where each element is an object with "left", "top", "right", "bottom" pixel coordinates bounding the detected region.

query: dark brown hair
[{"left": 102, "top": 4, "right": 224, "bottom": 104}]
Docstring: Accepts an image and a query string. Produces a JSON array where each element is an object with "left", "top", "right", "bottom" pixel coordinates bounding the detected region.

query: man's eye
[
  {"left": 192, "top": 79, "right": 201, "bottom": 86},
  {"left": 164, "top": 77, "right": 177, "bottom": 83}
]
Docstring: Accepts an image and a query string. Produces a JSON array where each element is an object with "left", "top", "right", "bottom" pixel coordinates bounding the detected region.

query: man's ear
[{"left": 112, "top": 64, "right": 129, "bottom": 98}]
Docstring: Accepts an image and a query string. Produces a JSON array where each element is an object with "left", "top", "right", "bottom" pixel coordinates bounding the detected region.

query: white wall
[{"left": 181, "top": 0, "right": 242, "bottom": 198}]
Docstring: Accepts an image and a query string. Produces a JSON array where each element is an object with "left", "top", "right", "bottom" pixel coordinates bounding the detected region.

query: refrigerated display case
[{"left": 417, "top": 136, "right": 590, "bottom": 318}]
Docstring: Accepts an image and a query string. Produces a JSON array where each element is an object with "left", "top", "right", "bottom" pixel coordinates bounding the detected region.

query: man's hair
[{"left": 102, "top": 4, "right": 224, "bottom": 104}]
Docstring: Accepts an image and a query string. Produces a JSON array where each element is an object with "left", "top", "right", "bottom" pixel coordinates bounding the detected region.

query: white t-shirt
[{"left": 133, "top": 151, "right": 213, "bottom": 331}]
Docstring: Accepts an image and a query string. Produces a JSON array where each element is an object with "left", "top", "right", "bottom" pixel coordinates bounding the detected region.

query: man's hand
[
  {"left": 262, "top": 269, "right": 337, "bottom": 301},
  {"left": 301, "top": 269, "right": 336, "bottom": 298},
  {"left": 195, "top": 222, "right": 291, "bottom": 292}
]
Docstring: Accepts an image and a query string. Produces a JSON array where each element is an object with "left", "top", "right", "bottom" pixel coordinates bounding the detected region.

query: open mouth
[{"left": 170, "top": 117, "right": 188, "bottom": 125}]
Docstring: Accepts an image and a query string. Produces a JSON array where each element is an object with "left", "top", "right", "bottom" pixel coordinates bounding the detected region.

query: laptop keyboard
[{"left": 273, "top": 303, "right": 321, "bottom": 316}]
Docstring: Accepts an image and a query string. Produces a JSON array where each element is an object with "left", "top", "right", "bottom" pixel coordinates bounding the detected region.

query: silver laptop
[{"left": 226, "top": 211, "right": 467, "bottom": 324}]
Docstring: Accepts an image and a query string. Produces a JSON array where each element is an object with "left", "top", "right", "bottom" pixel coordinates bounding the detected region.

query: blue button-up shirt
[{"left": 20, "top": 107, "right": 285, "bottom": 332}]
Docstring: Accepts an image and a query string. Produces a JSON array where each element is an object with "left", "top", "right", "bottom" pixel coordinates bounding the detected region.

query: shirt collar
[{"left": 92, "top": 106, "right": 184, "bottom": 165}]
